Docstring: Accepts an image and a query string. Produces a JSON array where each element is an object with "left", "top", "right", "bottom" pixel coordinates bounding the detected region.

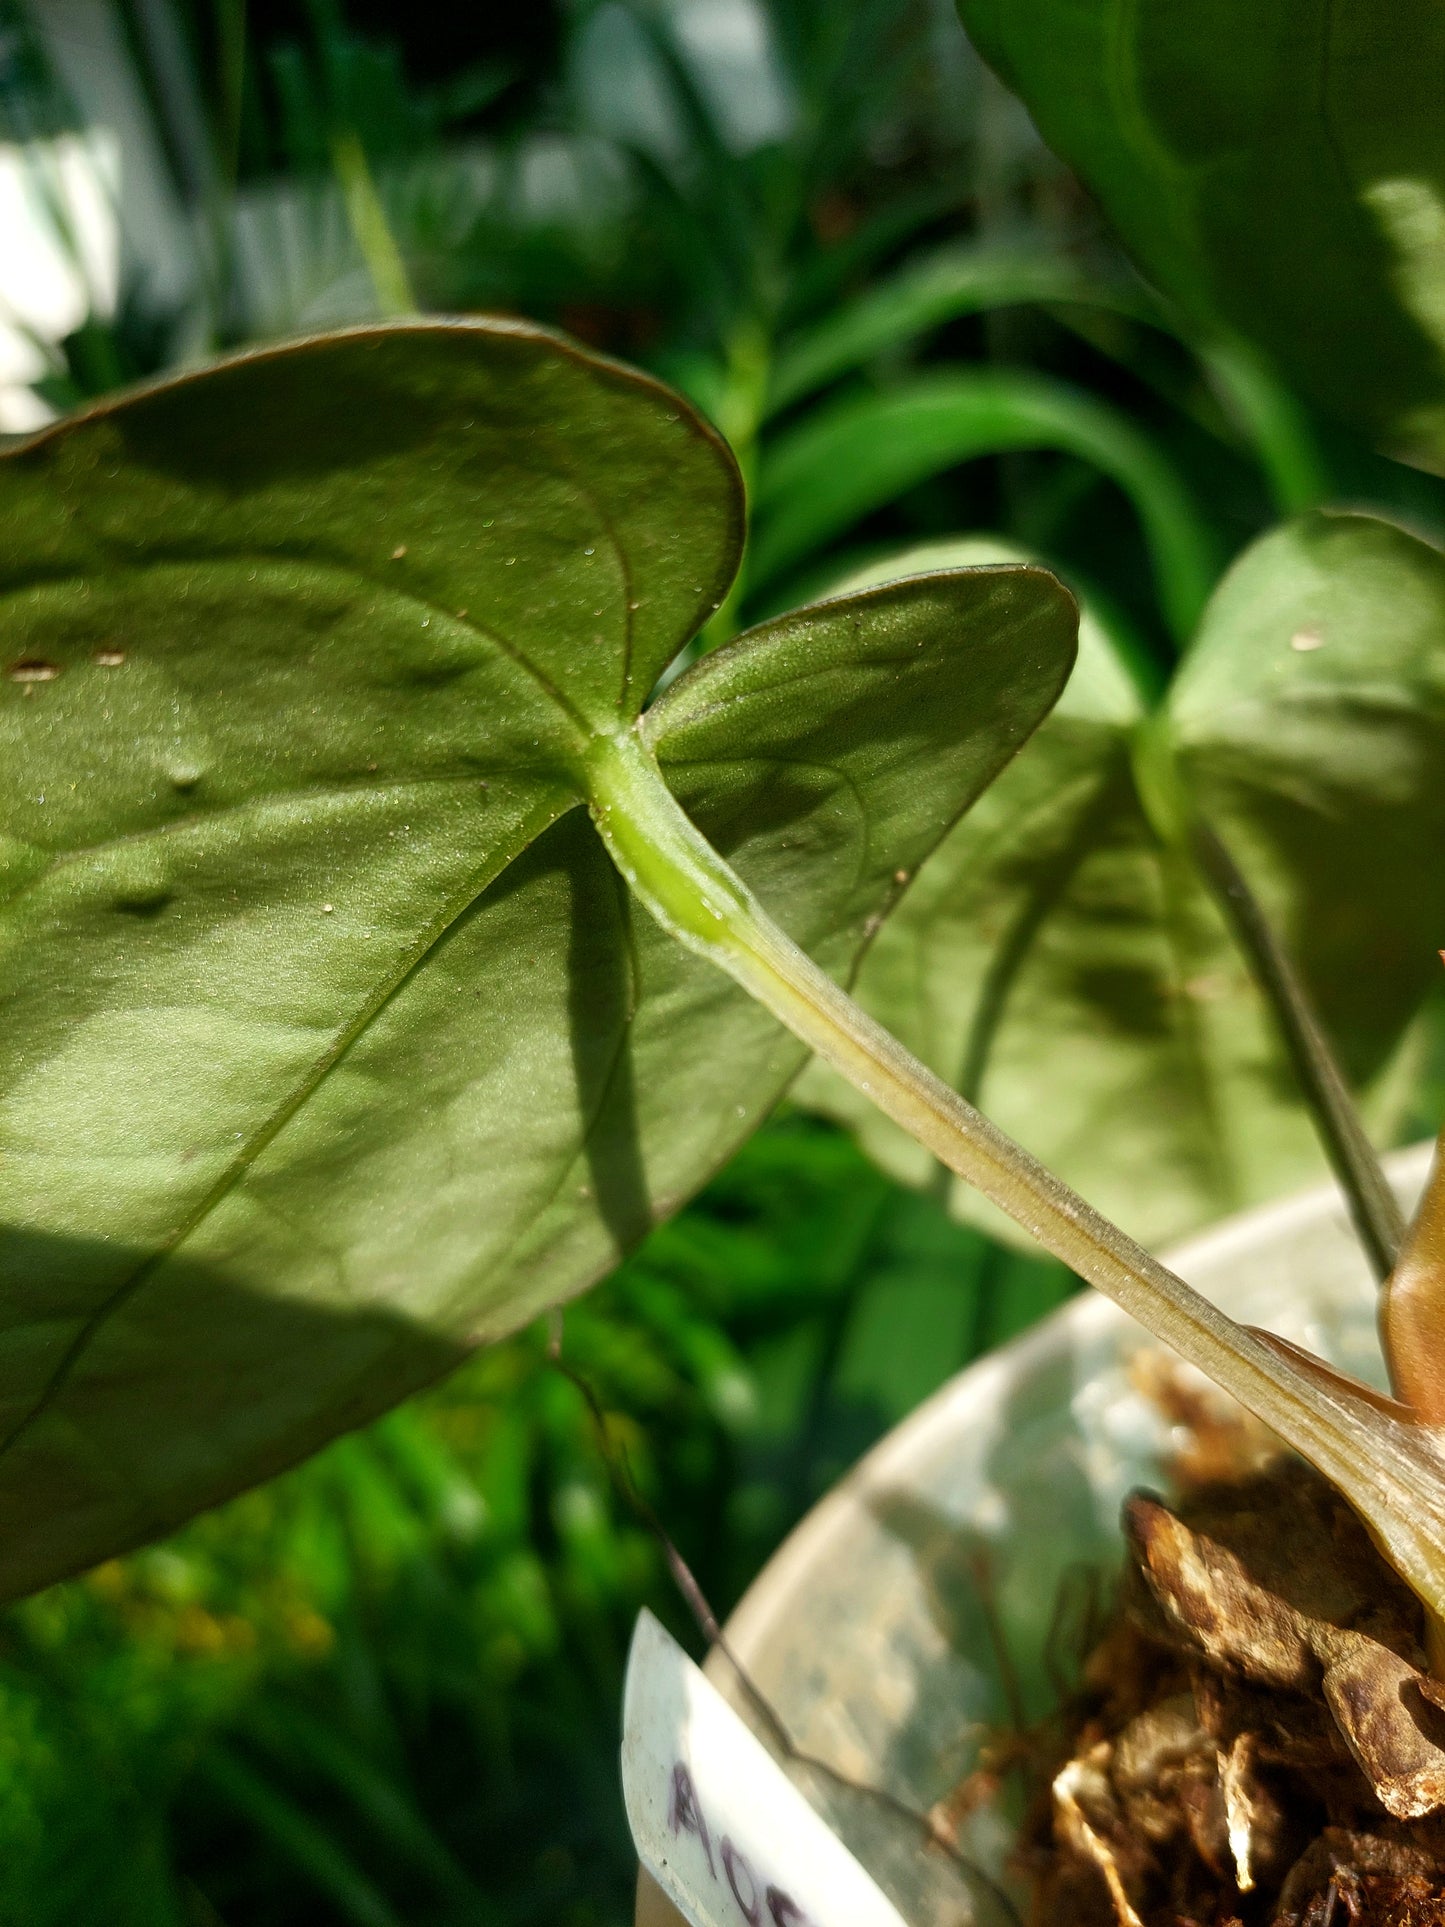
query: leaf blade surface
[
  {"left": 0, "top": 325, "right": 1076, "bottom": 1594},
  {"left": 800, "top": 524, "right": 1445, "bottom": 1249}
]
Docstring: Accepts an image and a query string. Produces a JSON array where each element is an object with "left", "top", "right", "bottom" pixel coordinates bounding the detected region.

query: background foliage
[{"left": 1, "top": 1, "right": 1442, "bottom": 1921}]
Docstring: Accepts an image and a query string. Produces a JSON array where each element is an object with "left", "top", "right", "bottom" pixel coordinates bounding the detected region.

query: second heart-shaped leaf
[{"left": 800, "top": 520, "right": 1445, "bottom": 1251}]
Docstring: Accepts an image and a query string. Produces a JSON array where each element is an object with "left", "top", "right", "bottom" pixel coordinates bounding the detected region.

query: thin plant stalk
[
  {"left": 1192, "top": 822, "right": 1405, "bottom": 1281},
  {"left": 1131, "top": 722, "right": 1403, "bottom": 1283},
  {"left": 584, "top": 725, "right": 1445, "bottom": 1645},
  {"left": 332, "top": 131, "right": 415, "bottom": 318},
  {"left": 1199, "top": 338, "right": 1332, "bottom": 517},
  {"left": 698, "top": 320, "right": 772, "bottom": 654},
  {"left": 1381, "top": 1127, "right": 1445, "bottom": 1422}
]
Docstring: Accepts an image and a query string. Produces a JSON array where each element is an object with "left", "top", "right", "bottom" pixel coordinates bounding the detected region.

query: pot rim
[{"left": 717, "top": 1139, "right": 1436, "bottom": 1671}]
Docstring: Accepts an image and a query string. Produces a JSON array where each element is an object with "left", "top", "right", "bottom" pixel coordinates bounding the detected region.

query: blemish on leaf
[
  {"left": 7, "top": 659, "right": 60, "bottom": 683},
  {"left": 93, "top": 647, "right": 126, "bottom": 667},
  {"left": 1290, "top": 628, "right": 1325, "bottom": 652},
  {"left": 1185, "top": 973, "right": 1228, "bottom": 1002},
  {"left": 114, "top": 891, "right": 174, "bottom": 919},
  {"left": 390, "top": 544, "right": 408, "bottom": 560}
]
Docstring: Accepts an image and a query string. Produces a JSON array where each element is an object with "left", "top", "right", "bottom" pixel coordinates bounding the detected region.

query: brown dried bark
[{"left": 1018, "top": 1458, "right": 1445, "bottom": 1926}]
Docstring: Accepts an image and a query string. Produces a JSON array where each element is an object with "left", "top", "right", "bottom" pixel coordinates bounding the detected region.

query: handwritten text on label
[{"left": 669, "top": 1761, "right": 809, "bottom": 1925}]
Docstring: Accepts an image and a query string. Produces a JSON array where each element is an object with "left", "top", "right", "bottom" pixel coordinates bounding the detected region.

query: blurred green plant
[{"left": 956, "top": 0, "right": 1445, "bottom": 473}]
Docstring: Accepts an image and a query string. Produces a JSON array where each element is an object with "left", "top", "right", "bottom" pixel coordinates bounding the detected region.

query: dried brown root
[{"left": 1018, "top": 1456, "right": 1445, "bottom": 1926}]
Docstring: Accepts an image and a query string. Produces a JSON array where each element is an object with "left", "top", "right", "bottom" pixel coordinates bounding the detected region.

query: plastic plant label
[{"left": 622, "top": 1609, "right": 909, "bottom": 1927}]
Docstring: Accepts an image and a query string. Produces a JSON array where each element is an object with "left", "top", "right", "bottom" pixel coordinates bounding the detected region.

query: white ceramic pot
[{"left": 636, "top": 1142, "right": 1434, "bottom": 1927}]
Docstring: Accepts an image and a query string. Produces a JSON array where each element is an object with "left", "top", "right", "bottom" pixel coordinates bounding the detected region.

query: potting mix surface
[{"left": 984, "top": 1451, "right": 1445, "bottom": 1925}]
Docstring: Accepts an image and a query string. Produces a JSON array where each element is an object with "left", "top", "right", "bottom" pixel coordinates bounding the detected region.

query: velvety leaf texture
[
  {"left": 958, "top": 0, "right": 1445, "bottom": 468},
  {"left": 0, "top": 321, "right": 1076, "bottom": 1597},
  {"left": 800, "top": 524, "right": 1445, "bottom": 1252}
]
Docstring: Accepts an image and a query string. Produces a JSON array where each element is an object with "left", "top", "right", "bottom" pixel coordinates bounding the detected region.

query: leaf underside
[
  {"left": 0, "top": 321, "right": 1076, "bottom": 1597},
  {"left": 800, "top": 523, "right": 1445, "bottom": 1252}
]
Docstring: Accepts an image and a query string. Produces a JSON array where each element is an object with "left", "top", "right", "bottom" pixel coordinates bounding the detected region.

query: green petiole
[{"left": 585, "top": 724, "right": 1445, "bottom": 1650}]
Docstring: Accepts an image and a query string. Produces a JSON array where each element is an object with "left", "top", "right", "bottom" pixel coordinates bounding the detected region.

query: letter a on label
[{"left": 621, "top": 1610, "right": 908, "bottom": 1927}]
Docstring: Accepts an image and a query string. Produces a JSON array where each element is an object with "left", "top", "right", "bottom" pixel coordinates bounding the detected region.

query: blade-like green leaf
[
  {"left": 751, "top": 370, "right": 1217, "bottom": 639},
  {"left": 766, "top": 242, "right": 1157, "bottom": 415},
  {"left": 0, "top": 321, "right": 1076, "bottom": 1596},
  {"left": 957, "top": 0, "right": 1445, "bottom": 469},
  {"left": 800, "top": 519, "right": 1445, "bottom": 1251}
]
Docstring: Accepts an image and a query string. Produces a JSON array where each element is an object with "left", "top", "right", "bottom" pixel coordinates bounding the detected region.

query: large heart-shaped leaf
[
  {"left": 957, "top": 0, "right": 1445, "bottom": 469},
  {"left": 0, "top": 321, "right": 1076, "bottom": 1597},
  {"left": 801, "top": 519, "right": 1445, "bottom": 1250}
]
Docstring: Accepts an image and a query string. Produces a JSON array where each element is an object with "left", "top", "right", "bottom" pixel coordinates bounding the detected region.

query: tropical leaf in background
[
  {"left": 800, "top": 523, "right": 1445, "bottom": 1251},
  {"left": 0, "top": 318, "right": 1075, "bottom": 1598},
  {"left": 956, "top": 0, "right": 1445, "bottom": 471}
]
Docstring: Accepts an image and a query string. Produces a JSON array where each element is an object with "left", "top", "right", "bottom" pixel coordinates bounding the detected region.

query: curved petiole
[{"left": 585, "top": 725, "right": 1445, "bottom": 1651}]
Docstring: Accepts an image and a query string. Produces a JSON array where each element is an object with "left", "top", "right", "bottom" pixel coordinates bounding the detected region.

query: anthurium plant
[
  {"left": 0, "top": 321, "right": 1074, "bottom": 1597},
  {"left": 5, "top": 314, "right": 1445, "bottom": 1693},
  {"left": 800, "top": 517, "right": 1445, "bottom": 1257}
]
